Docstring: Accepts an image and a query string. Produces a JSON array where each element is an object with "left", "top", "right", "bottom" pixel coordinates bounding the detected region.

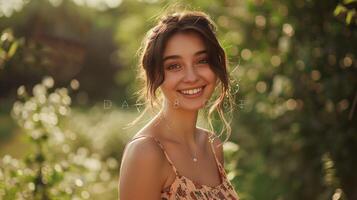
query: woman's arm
[{"left": 119, "top": 138, "right": 167, "bottom": 200}]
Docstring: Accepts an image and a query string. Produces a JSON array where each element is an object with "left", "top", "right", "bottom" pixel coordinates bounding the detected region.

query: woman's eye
[
  {"left": 166, "top": 64, "right": 181, "bottom": 70},
  {"left": 198, "top": 58, "right": 208, "bottom": 64}
]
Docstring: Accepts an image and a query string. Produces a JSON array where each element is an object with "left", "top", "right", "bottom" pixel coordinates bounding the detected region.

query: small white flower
[
  {"left": 223, "top": 141, "right": 240, "bottom": 153},
  {"left": 106, "top": 158, "right": 118, "bottom": 169},
  {"left": 21, "top": 111, "right": 29, "bottom": 120},
  {"left": 57, "top": 88, "right": 68, "bottom": 96},
  {"left": 49, "top": 93, "right": 61, "bottom": 104},
  {"left": 44, "top": 112, "right": 58, "bottom": 125},
  {"left": 52, "top": 128, "right": 64, "bottom": 143},
  {"left": 58, "top": 106, "right": 69, "bottom": 116},
  {"left": 32, "top": 113, "right": 39, "bottom": 122},
  {"left": 24, "top": 100, "right": 37, "bottom": 111},
  {"left": 2, "top": 155, "right": 12, "bottom": 164},
  {"left": 36, "top": 94, "right": 47, "bottom": 104},
  {"left": 12, "top": 101, "right": 23, "bottom": 116},
  {"left": 61, "top": 96, "right": 71, "bottom": 106},
  {"left": 84, "top": 158, "right": 102, "bottom": 171},
  {"left": 75, "top": 178, "right": 84, "bottom": 187},
  {"left": 42, "top": 76, "right": 54, "bottom": 88},
  {"left": 29, "top": 129, "right": 43, "bottom": 140},
  {"left": 70, "top": 79, "right": 80, "bottom": 90},
  {"left": 33, "top": 84, "right": 47, "bottom": 97},
  {"left": 17, "top": 85, "right": 26, "bottom": 97},
  {"left": 28, "top": 182, "right": 35, "bottom": 191},
  {"left": 99, "top": 170, "right": 111, "bottom": 181}
]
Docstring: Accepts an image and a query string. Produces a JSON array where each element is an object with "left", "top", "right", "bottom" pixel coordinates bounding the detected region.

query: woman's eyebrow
[
  {"left": 195, "top": 50, "right": 207, "bottom": 56},
  {"left": 163, "top": 50, "right": 207, "bottom": 62}
]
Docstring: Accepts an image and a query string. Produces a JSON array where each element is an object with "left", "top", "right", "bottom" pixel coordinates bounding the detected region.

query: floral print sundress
[{"left": 126, "top": 133, "right": 240, "bottom": 200}]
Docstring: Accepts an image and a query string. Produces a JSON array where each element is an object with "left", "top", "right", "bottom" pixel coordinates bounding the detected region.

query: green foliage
[
  {"left": 0, "top": 77, "right": 118, "bottom": 200},
  {"left": 334, "top": 0, "right": 357, "bottom": 25},
  {"left": 0, "top": 29, "right": 24, "bottom": 69}
]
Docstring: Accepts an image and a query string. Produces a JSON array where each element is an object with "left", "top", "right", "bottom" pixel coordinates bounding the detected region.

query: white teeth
[{"left": 180, "top": 87, "right": 203, "bottom": 95}]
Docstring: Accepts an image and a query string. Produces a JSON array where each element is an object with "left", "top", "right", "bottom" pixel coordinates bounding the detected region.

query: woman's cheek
[
  {"left": 161, "top": 74, "right": 179, "bottom": 95},
  {"left": 202, "top": 67, "right": 217, "bottom": 84}
]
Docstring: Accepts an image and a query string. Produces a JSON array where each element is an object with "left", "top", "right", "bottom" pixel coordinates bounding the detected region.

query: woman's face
[{"left": 160, "top": 31, "right": 217, "bottom": 111}]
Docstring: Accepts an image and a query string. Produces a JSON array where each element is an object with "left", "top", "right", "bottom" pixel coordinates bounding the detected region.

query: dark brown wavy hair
[{"left": 130, "top": 10, "right": 234, "bottom": 144}]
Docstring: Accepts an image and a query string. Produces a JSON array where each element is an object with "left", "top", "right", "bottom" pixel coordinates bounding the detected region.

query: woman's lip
[
  {"left": 177, "top": 85, "right": 206, "bottom": 91},
  {"left": 177, "top": 85, "right": 206, "bottom": 98}
]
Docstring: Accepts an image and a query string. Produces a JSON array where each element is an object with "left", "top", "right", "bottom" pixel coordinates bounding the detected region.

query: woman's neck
[{"left": 156, "top": 102, "right": 199, "bottom": 147}]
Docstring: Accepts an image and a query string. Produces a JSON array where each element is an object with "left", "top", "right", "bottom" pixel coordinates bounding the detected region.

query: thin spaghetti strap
[
  {"left": 128, "top": 135, "right": 179, "bottom": 175},
  {"left": 208, "top": 135, "right": 224, "bottom": 171}
]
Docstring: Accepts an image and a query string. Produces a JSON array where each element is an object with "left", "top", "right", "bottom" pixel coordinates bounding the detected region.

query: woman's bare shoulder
[
  {"left": 125, "top": 127, "right": 163, "bottom": 159},
  {"left": 119, "top": 129, "right": 167, "bottom": 199}
]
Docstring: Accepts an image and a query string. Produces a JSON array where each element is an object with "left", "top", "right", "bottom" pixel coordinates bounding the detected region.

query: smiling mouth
[{"left": 177, "top": 85, "right": 206, "bottom": 96}]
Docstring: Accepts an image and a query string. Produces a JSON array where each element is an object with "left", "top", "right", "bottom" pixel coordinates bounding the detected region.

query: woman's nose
[{"left": 183, "top": 65, "right": 199, "bottom": 83}]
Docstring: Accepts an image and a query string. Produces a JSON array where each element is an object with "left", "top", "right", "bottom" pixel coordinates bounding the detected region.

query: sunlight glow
[
  {"left": 0, "top": 0, "right": 29, "bottom": 17},
  {"left": 72, "top": 0, "right": 122, "bottom": 9},
  {"left": 0, "top": 0, "right": 122, "bottom": 18}
]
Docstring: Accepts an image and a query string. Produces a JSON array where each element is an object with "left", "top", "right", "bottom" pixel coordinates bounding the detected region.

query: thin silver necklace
[{"left": 158, "top": 113, "right": 199, "bottom": 162}]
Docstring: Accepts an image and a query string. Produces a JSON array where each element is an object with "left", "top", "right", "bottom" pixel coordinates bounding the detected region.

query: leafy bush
[{"left": 0, "top": 77, "right": 118, "bottom": 200}]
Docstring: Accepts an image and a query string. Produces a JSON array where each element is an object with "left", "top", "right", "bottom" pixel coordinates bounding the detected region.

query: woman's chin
[{"left": 177, "top": 102, "right": 206, "bottom": 111}]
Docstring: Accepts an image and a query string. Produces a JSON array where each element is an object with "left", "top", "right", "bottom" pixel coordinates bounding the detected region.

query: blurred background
[{"left": 0, "top": 0, "right": 356, "bottom": 199}]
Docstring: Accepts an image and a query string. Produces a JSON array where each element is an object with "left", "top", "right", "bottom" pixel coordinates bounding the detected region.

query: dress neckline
[
  {"left": 179, "top": 161, "right": 225, "bottom": 188},
  {"left": 161, "top": 161, "right": 226, "bottom": 193},
  {"left": 130, "top": 132, "right": 225, "bottom": 190}
]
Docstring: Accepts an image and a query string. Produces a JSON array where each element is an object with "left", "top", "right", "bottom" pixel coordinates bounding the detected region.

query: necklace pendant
[{"left": 193, "top": 158, "right": 198, "bottom": 162}]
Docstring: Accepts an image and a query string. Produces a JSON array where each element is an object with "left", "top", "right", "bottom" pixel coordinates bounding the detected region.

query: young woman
[{"left": 119, "top": 10, "right": 239, "bottom": 200}]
